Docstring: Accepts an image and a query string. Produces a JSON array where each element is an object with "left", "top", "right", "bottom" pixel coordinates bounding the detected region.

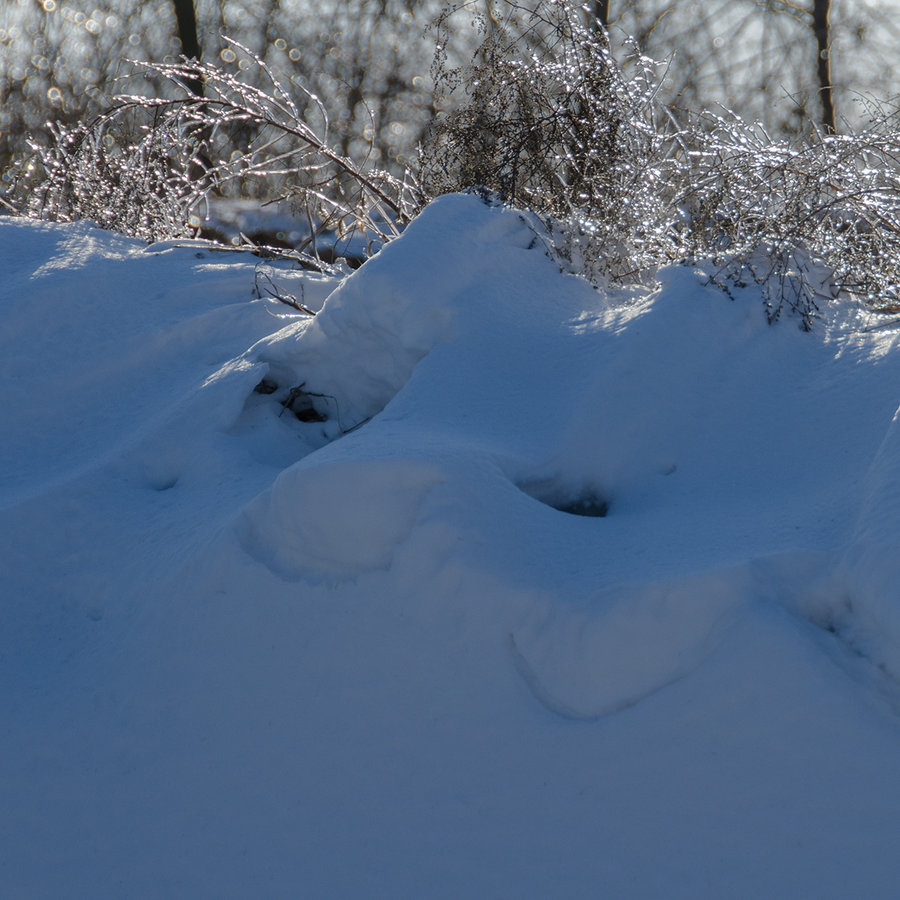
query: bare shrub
[
  {"left": 416, "top": 0, "right": 900, "bottom": 326},
  {"left": 0, "top": 0, "right": 442, "bottom": 182},
  {"left": 419, "top": 0, "right": 681, "bottom": 282},
  {"left": 14, "top": 40, "right": 422, "bottom": 256},
  {"left": 678, "top": 109, "right": 900, "bottom": 328}
]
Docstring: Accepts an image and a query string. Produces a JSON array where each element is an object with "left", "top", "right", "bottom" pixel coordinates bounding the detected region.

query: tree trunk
[
  {"left": 172, "top": 0, "right": 203, "bottom": 96},
  {"left": 812, "top": 0, "right": 835, "bottom": 133}
]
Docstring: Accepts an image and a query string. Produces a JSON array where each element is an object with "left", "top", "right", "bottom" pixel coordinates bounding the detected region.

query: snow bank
[
  {"left": 5, "top": 197, "right": 900, "bottom": 898},
  {"left": 0, "top": 220, "right": 291, "bottom": 506}
]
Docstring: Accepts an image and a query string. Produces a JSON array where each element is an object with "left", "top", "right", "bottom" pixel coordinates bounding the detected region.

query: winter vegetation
[
  {"left": 3, "top": 0, "right": 900, "bottom": 325},
  {"left": 4, "top": 1, "right": 900, "bottom": 896}
]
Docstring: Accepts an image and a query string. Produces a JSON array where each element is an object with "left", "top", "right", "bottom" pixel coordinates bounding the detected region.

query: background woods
[{"left": 3, "top": 0, "right": 900, "bottom": 182}]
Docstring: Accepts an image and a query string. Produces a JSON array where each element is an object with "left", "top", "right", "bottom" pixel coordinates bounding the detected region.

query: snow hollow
[{"left": 3, "top": 194, "right": 900, "bottom": 898}]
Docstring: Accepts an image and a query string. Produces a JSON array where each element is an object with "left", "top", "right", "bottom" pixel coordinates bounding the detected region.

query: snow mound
[
  {"left": 246, "top": 193, "right": 556, "bottom": 430},
  {"left": 236, "top": 195, "right": 900, "bottom": 697},
  {"left": 240, "top": 455, "right": 444, "bottom": 578},
  {"left": 0, "top": 219, "right": 290, "bottom": 507},
  {"left": 511, "top": 568, "right": 748, "bottom": 718}
]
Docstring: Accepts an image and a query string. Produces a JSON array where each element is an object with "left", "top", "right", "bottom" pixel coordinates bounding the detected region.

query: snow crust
[{"left": 4, "top": 196, "right": 900, "bottom": 898}]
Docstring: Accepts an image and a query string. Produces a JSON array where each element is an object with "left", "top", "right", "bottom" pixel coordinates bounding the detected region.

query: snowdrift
[{"left": 3, "top": 195, "right": 900, "bottom": 898}]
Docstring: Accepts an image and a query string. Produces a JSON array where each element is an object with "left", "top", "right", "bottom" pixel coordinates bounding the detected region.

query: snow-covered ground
[{"left": 3, "top": 194, "right": 900, "bottom": 898}]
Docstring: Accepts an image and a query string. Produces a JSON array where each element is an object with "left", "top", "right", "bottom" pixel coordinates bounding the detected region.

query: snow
[{"left": 3, "top": 194, "right": 900, "bottom": 898}]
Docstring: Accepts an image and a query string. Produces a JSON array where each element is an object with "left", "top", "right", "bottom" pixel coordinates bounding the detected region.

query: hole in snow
[
  {"left": 254, "top": 377, "right": 278, "bottom": 395},
  {"left": 550, "top": 493, "right": 609, "bottom": 517},
  {"left": 517, "top": 478, "right": 609, "bottom": 518},
  {"left": 279, "top": 384, "right": 327, "bottom": 423},
  {"left": 251, "top": 376, "right": 328, "bottom": 423}
]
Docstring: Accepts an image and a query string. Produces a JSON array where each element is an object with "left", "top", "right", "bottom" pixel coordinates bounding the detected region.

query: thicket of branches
[
  {"left": 4, "top": 0, "right": 900, "bottom": 328},
  {"left": 419, "top": 2, "right": 674, "bottom": 281},
  {"left": 679, "top": 110, "right": 900, "bottom": 325},
  {"left": 15, "top": 40, "right": 421, "bottom": 258},
  {"left": 417, "top": 1, "right": 900, "bottom": 325}
]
